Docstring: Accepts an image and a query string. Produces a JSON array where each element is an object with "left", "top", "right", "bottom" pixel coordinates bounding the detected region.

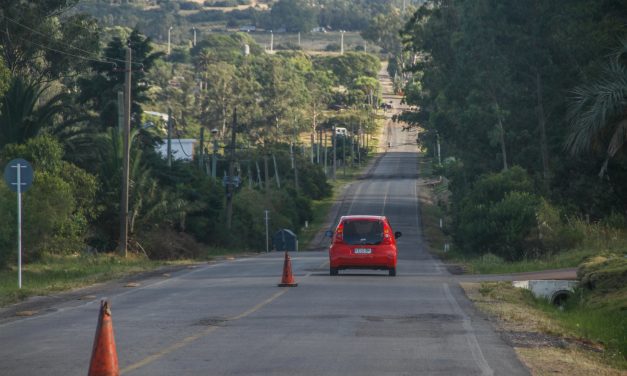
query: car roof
[{"left": 340, "top": 215, "right": 386, "bottom": 221}]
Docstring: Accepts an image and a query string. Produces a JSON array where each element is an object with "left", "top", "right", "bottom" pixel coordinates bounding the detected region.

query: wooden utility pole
[
  {"left": 332, "top": 126, "right": 337, "bottom": 180},
  {"left": 167, "top": 108, "right": 173, "bottom": 168},
  {"left": 117, "top": 91, "right": 124, "bottom": 133},
  {"left": 119, "top": 47, "right": 132, "bottom": 257},
  {"left": 199, "top": 127, "right": 205, "bottom": 171},
  {"left": 264, "top": 155, "right": 270, "bottom": 194},
  {"left": 272, "top": 154, "right": 281, "bottom": 189},
  {"left": 225, "top": 109, "right": 237, "bottom": 229}
]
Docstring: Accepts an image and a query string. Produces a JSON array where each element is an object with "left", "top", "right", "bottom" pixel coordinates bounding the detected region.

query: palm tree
[
  {"left": 0, "top": 76, "right": 67, "bottom": 148},
  {"left": 566, "top": 41, "right": 627, "bottom": 177}
]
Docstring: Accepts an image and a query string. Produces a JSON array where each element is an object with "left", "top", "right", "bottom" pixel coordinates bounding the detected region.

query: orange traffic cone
[
  {"left": 88, "top": 300, "right": 119, "bottom": 376},
  {"left": 278, "top": 251, "right": 298, "bottom": 287}
]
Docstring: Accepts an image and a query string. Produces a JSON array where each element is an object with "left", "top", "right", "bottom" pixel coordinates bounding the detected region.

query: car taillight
[
  {"left": 381, "top": 222, "right": 393, "bottom": 245},
  {"left": 334, "top": 222, "right": 344, "bottom": 244}
]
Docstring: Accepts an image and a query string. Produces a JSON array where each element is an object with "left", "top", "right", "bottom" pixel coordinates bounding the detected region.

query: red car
[{"left": 327, "top": 215, "right": 402, "bottom": 276}]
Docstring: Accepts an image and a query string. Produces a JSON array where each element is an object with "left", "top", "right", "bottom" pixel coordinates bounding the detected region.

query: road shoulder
[{"left": 460, "top": 281, "right": 625, "bottom": 376}]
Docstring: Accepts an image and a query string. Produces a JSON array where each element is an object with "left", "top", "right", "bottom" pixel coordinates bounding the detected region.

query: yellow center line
[
  {"left": 121, "top": 289, "right": 289, "bottom": 374},
  {"left": 121, "top": 257, "right": 329, "bottom": 374}
]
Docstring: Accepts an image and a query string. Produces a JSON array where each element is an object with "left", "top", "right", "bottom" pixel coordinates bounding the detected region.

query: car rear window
[{"left": 342, "top": 219, "right": 383, "bottom": 245}]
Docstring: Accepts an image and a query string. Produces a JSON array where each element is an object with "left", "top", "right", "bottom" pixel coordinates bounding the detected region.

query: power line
[
  {"left": 0, "top": 29, "right": 116, "bottom": 68},
  {"left": 2, "top": 15, "right": 143, "bottom": 68}
]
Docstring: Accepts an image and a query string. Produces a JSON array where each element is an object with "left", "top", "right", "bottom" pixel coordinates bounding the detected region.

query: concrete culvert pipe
[{"left": 551, "top": 290, "right": 572, "bottom": 306}]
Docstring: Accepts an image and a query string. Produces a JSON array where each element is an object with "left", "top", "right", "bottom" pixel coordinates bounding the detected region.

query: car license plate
[{"left": 354, "top": 248, "right": 372, "bottom": 254}]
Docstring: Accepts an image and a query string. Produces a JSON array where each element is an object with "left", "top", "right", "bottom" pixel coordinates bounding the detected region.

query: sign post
[
  {"left": 265, "top": 210, "right": 270, "bottom": 253},
  {"left": 3, "top": 159, "right": 34, "bottom": 289}
]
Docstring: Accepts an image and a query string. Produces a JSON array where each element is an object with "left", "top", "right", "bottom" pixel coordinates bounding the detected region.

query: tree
[
  {"left": 0, "top": 1, "right": 100, "bottom": 82},
  {"left": 566, "top": 41, "right": 627, "bottom": 177},
  {"left": 269, "top": 0, "right": 317, "bottom": 32},
  {"left": 78, "top": 29, "right": 163, "bottom": 130},
  {"left": 0, "top": 135, "right": 98, "bottom": 263},
  {"left": 0, "top": 76, "right": 69, "bottom": 149}
]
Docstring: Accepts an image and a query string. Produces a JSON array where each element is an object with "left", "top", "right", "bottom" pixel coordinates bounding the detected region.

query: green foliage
[
  {"left": 0, "top": 77, "right": 69, "bottom": 149},
  {"left": 325, "top": 43, "right": 341, "bottom": 52},
  {"left": 566, "top": 41, "right": 627, "bottom": 177},
  {"left": 268, "top": 0, "right": 317, "bottom": 32},
  {"left": 313, "top": 52, "right": 380, "bottom": 87},
  {"left": 0, "top": 135, "right": 98, "bottom": 266},
  {"left": 535, "top": 200, "right": 584, "bottom": 253},
  {"left": 402, "top": 0, "right": 627, "bottom": 225},
  {"left": 90, "top": 129, "right": 190, "bottom": 251},
  {"left": 454, "top": 167, "right": 542, "bottom": 260},
  {"left": 0, "top": 58, "right": 9, "bottom": 98},
  {"left": 226, "top": 188, "right": 289, "bottom": 249},
  {"left": 78, "top": 29, "right": 163, "bottom": 130},
  {"left": 0, "top": 1, "right": 100, "bottom": 81}
]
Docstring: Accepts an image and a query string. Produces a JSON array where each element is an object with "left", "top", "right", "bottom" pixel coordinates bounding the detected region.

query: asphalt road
[{"left": 0, "top": 115, "right": 530, "bottom": 375}]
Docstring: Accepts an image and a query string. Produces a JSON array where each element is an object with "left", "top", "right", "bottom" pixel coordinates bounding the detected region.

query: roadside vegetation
[
  {"left": 462, "top": 277, "right": 626, "bottom": 374},
  {"left": 403, "top": 3, "right": 627, "bottom": 369},
  {"left": 0, "top": 0, "right": 397, "bottom": 305}
]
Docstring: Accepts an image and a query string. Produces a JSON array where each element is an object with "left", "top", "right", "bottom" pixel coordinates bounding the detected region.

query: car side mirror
[
  {"left": 394, "top": 231, "right": 402, "bottom": 239},
  {"left": 325, "top": 230, "right": 334, "bottom": 238}
]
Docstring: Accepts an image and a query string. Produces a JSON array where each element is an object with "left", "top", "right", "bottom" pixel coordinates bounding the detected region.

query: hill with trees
[{"left": 0, "top": 0, "right": 383, "bottom": 265}]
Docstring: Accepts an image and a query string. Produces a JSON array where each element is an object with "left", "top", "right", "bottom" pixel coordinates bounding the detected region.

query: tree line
[{"left": 400, "top": 0, "right": 627, "bottom": 260}]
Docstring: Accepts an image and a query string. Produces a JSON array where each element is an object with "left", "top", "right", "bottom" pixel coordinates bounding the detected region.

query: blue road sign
[{"left": 3, "top": 159, "right": 34, "bottom": 193}]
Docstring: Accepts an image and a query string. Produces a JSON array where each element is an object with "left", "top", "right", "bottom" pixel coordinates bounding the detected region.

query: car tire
[
  {"left": 388, "top": 267, "right": 396, "bottom": 277},
  {"left": 330, "top": 267, "right": 339, "bottom": 276}
]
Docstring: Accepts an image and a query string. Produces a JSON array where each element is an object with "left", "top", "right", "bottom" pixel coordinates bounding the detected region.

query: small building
[{"left": 157, "top": 139, "right": 197, "bottom": 161}]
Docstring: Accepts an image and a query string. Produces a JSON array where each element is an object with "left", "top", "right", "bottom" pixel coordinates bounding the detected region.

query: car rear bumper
[{"left": 329, "top": 246, "right": 397, "bottom": 269}]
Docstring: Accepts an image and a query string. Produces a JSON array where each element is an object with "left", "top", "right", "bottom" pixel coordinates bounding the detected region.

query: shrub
[
  {"left": 0, "top": 136, "right": 98, "bottom": 266},
  {"left": 325, "top": 43, "right": 341, "bottom": 52},
  {"left": 454, "top": 167, "right": 542, "bottom": 261},
  {"left": 187, "top": 10, "right": 226, "bottom": 23},
  {"left": 275, "top": 42, "right": 302, "bottom": 51},
  {"left": 535, "top": 199, "right": 584, "bottom": 253},
  {"left": 138, "top": 227, "right": 206, "bottom": 260},
  {"left": 179, "top": 1, "right": 203, "bottom": 10}
]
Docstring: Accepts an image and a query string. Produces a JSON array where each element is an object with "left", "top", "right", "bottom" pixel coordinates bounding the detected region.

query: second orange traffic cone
[
  {"left": 278, "top": 251, "right": 298, "bottom": 287},
  {"left": 88, "top": 300, "right": 119, "bottom": 376}
]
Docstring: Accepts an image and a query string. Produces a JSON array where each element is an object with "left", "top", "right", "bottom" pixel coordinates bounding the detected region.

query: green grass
[
  {"left": 436, "top": 248, "right": 595, "bottom": 274},
  {"left": 0, "top": 253, "right": 169, "bottom": 307},
  {"left": 533, "top": 288, "right": 627, "bottom": 366}
]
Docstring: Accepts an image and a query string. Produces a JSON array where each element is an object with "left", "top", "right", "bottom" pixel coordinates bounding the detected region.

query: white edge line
[{"left": 443, "top": 283, "right": 494, "bottom": 376}]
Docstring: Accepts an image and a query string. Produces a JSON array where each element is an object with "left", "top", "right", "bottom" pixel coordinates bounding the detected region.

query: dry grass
[
  {"left": 461, "top": 282, "right": 626, "bottom": 375},
  {"left": 517, "top": 348, "right": 626, "bottom": 376},
  {"left": 461, "top": 282, "right": 564, "bottom": 335}
]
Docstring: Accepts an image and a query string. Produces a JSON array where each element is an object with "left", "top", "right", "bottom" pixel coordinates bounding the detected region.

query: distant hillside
[{"left": 73, "top": 0, "right": 416, "bottom": 39}]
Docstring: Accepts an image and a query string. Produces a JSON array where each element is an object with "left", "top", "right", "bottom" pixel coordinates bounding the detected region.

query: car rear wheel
[
  {"left": 388, "top": 267, "right": 396, "bottom": 276},
  {"left": 330, "top": 267, "right": 339, "bottom": 276}
]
